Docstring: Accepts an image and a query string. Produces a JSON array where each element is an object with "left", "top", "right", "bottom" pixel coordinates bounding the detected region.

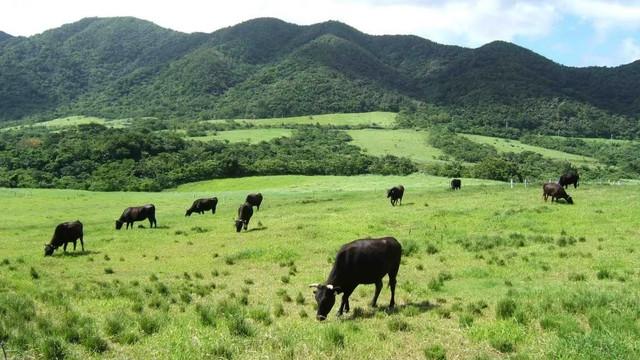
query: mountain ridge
[{"left": 0, "top": 16, "right": 638, "bottom": 133}]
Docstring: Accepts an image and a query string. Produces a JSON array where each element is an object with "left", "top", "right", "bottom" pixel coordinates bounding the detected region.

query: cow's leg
[
  {"left": 80, "top": 236, "right": 85, "bottom": 252},
  {"left": 371, "top": 280, "right": 383, "bottom": 307},
  {"left": 73, "top": 240, "right": 77, "bottom": 251},
  {"left": 63, "top": 242, "right": 68, "bottom": 252},
  {"left": 388, "top": 269, "right": 399, "bottom": 308},
  {"left": 244, "top": 220, "right": 249, "bottom": 231},
  {"left": 338, "top": 288, "right": 354, "bottom": 315},
  {"left": 399, "top": 197, "right": 402, "bottom": 206}
]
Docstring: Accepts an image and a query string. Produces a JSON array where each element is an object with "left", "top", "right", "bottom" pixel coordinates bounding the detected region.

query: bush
[
  {"left": 496, "top": 298, "right": 517, "bottom": 319},
  {"left": 40, "top": 337, "right": 67, "bottom": 360},
  {"left": 424, "top": 344, "right": 447, "bottom": 360}
]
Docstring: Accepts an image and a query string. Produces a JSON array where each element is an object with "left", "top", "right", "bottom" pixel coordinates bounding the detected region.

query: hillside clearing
[
  {"left": 205, "top": 112, "right": 397, "bottom": 128},
  {"left": 347, "top": 129, "right": 445, "bottom": 165},
  {"left": 462, "top": 133, "right": 600, "bottom": 165}
]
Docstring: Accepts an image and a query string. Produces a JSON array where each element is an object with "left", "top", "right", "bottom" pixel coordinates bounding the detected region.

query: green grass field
[
  {"left": 347, "top": 129, "right": 445, "bottom": 165},
  {"left": 205, "top": 112, "right": 397, "bottom": 128},
  {"left": 462, "top": 134, "right": 600, "bottom": 165},
  {"left": 188, "top": 129, "right": 293, "bottom": 143},
  {"left": 2, "top": 116, "right": 130, "bottom": 131},
  {"left": 2, "top": 175, "right": 639, "bottom": 359}
]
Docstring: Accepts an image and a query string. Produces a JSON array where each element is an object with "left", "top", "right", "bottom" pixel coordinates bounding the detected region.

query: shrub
[
  {"left": 426, "top": 244, "right": 439, "bottom": 255},
  {"left": 30, "top": 267, "right": 40, "bottom": 279},
  {"left": 402, "top": 239, "right": 420, "bottom": 256},
  {"left": 387, "top": 318, "right": 411, "bottom": 332},
  {"left": 323, "top": 326, "right": 345, "bottom": 348},
  {"left": 40, "top": 337, "right": 67, "bottom": 360},
  {"left": 496, "top": 298, "right": 517, "bottom": 319},
  {"left": 196, "top": 304, "right": 217, "bottom": 327},
  {"left": 139, "top": 314, "right": 161, "bottom": 335},
  {"left": 227, "top": 315, "right": 254, "bottom": 337},
  {"left": 104, "top": 267, "right": 114, "bottom": 274},
  {"left": 424, "top": 344, "right": 447, "bottom": 360}
]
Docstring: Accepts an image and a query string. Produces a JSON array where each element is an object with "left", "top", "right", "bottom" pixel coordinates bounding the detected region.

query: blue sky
[{"left": 2, "top": 0, "right": 639, "bottom": 67}]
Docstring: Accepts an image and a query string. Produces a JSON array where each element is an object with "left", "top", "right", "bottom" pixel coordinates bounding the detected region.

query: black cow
[
  {"left": 235, "top": 202, "right": 254, "bottom": 232},
  {"left": 310, "top": 237, "right": 402, "bottom": 321},
  {"left": 451, "top": 178, "right": 461, "bottom": 190},
  {"left": 543, "top": 183, "right": 574, "bottom": 204},
  {"left": 186, "top": 197, "right": 218, "bottom": 216},
  {"left": 44, "top": 221, "right": 84, "bottom": 256},
  {"left": 245, "top": 193, "right": 263, "bottom": 211},
  {"left": 559, "top": 171, "right": 580, "bottom": 189},
  {"left": 116, "top": 204, "right": 157, "bottom": 230},
  {"left": 387, "top": 185, "right": 404, "bottom": 206}
]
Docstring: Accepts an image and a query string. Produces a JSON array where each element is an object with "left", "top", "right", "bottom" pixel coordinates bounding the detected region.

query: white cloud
[
  {"left": 1, "top": 0, "right": 560, "bottom": 47},
  {"left": 621, "top": 37, "right": 640, "bottom": 63}
]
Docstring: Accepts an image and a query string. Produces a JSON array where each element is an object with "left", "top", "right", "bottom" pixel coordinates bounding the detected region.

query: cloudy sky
[{"left": 2, "top": 0, "right": 640, "bottom": 67}]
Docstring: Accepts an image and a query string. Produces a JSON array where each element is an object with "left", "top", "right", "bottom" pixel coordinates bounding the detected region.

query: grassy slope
[
  {"left": 188, "top": 129, "right": 293, "bottom": 143},
  {"left": 2, "top": 116, "right": 130, "bottom": 131},
  {"left": 462, "top": 134, "right": 599, "bottom": 165},
  {"left": 346, "top": 129, "right": 445, "bottom": 165},
  {"left": 1, "top": 175, "right": 639, "bottom": 359},
  {"left": 205, "top": 112, "right": 397, "bottom": 128}
]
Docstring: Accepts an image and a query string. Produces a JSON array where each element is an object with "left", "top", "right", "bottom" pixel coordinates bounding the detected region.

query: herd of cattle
[{"left": 42, "top": 171, "right": 580, "bottom": 320}]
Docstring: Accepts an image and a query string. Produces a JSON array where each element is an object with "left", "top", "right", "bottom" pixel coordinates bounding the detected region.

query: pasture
[
  {"left": 1, "top": 116, "right": 130, "bottom": 131},
  {"left": 188, "top": 129, "right": 293, "bottom": 143},
  {"left": 460, "top": 134, "right": 600, "bottom": 166},
  {"left": 346, "top": 130, "right": 445, "bottom": 165},
  {"left": 1, "top": 175, "right": 639, "bottom": 359},
  {"left": 205, "top": 112, "right": 397, "bottom": 128}
]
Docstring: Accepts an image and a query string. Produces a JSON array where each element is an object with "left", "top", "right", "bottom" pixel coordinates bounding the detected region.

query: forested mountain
[{"left": 1, "top": 17, "right": 639, "bottom": 136}]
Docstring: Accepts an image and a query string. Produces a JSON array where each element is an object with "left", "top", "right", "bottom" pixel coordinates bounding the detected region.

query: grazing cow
[
  {"left": 116, "top": 204, "right": 157, "bottom": 230},
  {"left": 559, "top": 171, "right": 580, "bottom": 189},
  {"left": 235, "top": 202, "right": 254, "bottom": 232},
  {"left": 310, "top": 237, "right": 402, "bottom": 321},
  {"left": 387, "top": 185, "right": 404, "bottom": 206},
  {"left": 44, "top": 221, "right": 84, "bottom": 256},
  {"left": 185, "top": 197, "right": 218, "bottom": 216},
  {"left": 451, "top": 178, "right": 462, "bottom": 190},
  {"left": 245, "top": 193, "right": 263, "bottom": 211},
  {"left": 543, "top": 183, "right": 574, "bottom": 204}
]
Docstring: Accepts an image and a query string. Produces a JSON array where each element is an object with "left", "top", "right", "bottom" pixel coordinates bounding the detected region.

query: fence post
[{"left": 510, "top": 179, "right": 514, "bottom": 189}]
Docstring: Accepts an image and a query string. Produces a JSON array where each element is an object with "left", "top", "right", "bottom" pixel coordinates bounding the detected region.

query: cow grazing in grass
[
  {"left": 310, "top": 237, "right": 402, "bottom": 321},
  {"left": 387, "top": 185, "right": 404, "bottom": 206},
  {"left": 186, "top": 197, "right": 218, "bottom": 216},
  {"left": 45, "top": 221, "right": 84, "bottom": 256},
  {"left": 451, "top": 178, "right": 461, "bottom": 190},
  {"left": 543, "top": 183, "right": 574, "bottom": 204},
  {"left": 245, "top": 193, "right": 263, "bottom": 211},
  {"left": 235, "top": 202, "right": 254, "bottom": 232},
  {"left": 559, "top": 171, "right": 580, "bottom": 189},
  {"left": 116, "top": 204, "right": 157, "bottom": 230}
]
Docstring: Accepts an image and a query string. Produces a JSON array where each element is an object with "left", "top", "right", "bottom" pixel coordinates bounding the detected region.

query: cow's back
[{"left": 335, "top": 237, "right": 401, "bottom": 284}]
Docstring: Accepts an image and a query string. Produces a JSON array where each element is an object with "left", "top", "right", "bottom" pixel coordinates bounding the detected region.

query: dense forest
[
  {"left": 0, "top": 17, "right": 639, "bottom": 138},
  {"left": 0, "top": 124, "right": 416, "bottom": 191}
]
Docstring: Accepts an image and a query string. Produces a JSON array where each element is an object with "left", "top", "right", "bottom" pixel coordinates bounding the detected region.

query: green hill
[{"left": 1, "top": 17, "right": 639, "bottom": 137}]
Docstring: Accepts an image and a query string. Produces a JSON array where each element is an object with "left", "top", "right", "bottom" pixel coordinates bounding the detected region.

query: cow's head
[
  {"left": 235, "top": 219, "right": 244, "bottom": 233},
  {"left": 310, "top": 283, "right": 342, "bottom": 321},
  {"left": 115, "top": 220, "right": 124, "bottom": 230},
  {"left": 211, "top": 202, "right": 217, "bottom": 214},
  {"left": 44, "top": 244, "right": 55, "bottom": 256},
  {"left": 387, "top": 189, "right": 393, "bottom": 198},
  {"left": 185, "top": 209, "right": 192, "bottom": 217},
  {"left": 566, "top": 196, "right": 574, "bottom": 204}
]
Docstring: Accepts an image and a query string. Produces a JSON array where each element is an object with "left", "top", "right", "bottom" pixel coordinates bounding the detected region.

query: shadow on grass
[
  {"left": 58, "top": 250, "right": 101, "bottom": 257},
  {"left": 246, "top": 227, "right": 268, "bottom": 233},
  {"left": 346, "top": 300, "right": 437, "bottom": 320}
]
